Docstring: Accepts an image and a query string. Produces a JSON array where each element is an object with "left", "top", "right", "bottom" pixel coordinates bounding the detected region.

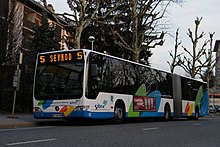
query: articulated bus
[{"left": 33, "top": 49, "right": 208, "bottom": 123}]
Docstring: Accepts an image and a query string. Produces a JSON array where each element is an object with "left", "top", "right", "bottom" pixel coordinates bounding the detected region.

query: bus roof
[{"left": 37, "top": 49, "right": 206, "bottom": 84}]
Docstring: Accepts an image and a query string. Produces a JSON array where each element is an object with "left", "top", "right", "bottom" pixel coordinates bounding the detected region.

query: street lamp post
[{"left": 88, "top": 36, "right": 95, "bottom": 51}]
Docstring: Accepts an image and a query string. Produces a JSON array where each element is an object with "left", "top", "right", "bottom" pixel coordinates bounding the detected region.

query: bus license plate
[{"left": 52, "top": 114, "right": 63, "bottom": 118}]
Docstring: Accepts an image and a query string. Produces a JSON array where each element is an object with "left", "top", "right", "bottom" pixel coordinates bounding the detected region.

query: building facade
[
  {"left": 209, "top": 40, "right": 220, "bottom": 106},
  {"left": 0, "top": 0, "right": 74, "bottom": 112}
]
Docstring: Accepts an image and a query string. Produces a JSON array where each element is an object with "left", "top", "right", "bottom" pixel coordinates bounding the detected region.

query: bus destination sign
[{"left": 38, "top": 51, "right": 83, "bottom": 64}]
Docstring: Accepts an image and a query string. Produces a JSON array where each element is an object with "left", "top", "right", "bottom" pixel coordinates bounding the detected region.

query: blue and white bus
[{"left": 33, "top": 49, "right": 209, "bottom": 123}]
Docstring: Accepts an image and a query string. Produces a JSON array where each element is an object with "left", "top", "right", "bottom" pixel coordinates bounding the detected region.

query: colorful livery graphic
[{"left": 33, "top": 49, "right": 208, "bottom": 122}]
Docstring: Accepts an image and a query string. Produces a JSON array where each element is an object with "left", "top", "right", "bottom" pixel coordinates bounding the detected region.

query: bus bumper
[{"left": 33, "top": 111, "right": 114, "bottom": 119}]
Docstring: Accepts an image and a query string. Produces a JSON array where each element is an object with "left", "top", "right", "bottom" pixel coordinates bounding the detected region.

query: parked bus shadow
[{"left": 34, "top": 117, "right": 195, "bottom": 127}]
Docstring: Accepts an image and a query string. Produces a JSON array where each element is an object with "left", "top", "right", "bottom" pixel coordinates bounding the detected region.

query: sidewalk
[
  {"left": 0, "top": 113, "right": 70, "bottom": 129},
  {"left": 0, "top": 113, "right": 37, "bottom": 129}
]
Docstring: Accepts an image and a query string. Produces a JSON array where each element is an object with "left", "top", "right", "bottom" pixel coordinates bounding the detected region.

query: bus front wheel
[{"left": 114, "top": 101, "right": 125, "bottom": 123}]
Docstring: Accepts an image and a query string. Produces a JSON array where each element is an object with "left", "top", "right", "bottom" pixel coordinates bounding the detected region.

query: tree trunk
[
  {"left": 133, "top": 48, "right": 140, "bottom": 63},
  {"left": 74, "top": 24, "right": 83, "bottom": 49}
]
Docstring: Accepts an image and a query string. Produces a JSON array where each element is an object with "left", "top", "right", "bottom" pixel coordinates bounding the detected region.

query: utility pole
[{"left": 207, "top": 33, "right": 214, "bottom": 108}]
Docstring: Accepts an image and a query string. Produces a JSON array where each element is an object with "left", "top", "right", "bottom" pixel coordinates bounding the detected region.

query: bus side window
[
  {"left": 91, "top": 64, "right": 98, "bottom": 77},
  {"left": 87, "top": 63, "right": 99, "bottom": 99}
]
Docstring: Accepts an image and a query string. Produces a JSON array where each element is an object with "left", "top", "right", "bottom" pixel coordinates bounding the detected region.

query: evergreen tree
[
  {"left": 32, "top": 10, "right": 60, "bottom": 55},
  {"left": 0, "top": 18, "right": 7, "bottom": 65}
]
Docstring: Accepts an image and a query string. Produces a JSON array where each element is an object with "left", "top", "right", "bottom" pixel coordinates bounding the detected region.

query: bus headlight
[{"left": 75, "top": 106, "right": 90, "bottom": 111}]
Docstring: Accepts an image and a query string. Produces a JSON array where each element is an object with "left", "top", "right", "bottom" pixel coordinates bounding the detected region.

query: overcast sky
[{"left": 45, "top": 0, "right": 220, "bottom": 75}]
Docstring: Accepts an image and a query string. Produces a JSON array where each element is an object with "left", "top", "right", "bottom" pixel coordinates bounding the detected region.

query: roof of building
[{"left": 18, "top": 0, "right": 68, "bottom": 25}]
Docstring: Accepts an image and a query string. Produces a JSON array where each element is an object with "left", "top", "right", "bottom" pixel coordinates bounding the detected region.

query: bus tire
[
  {"left": 194, "top": 108, "right": 199, "bottom": 120},
  {"left": 164, "top": 104, "right": 171, "bottom": 121},
  {"left": 114, "top": 101, "right": 125, "bottom": 124}
]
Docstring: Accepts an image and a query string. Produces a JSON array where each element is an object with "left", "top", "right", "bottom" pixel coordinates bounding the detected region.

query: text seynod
[{"left": 50, "top": 53, "right": 72, "bottom": 62}]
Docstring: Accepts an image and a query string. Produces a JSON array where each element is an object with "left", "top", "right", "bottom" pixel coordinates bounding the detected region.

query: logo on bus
[{"left": 95, "top": 100, "right": 108, "bottom": 110}]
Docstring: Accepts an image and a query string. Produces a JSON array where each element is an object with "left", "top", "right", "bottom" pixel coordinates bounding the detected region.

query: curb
[{"left": 0, "top": 122, "right": 37, "bottom": 129}]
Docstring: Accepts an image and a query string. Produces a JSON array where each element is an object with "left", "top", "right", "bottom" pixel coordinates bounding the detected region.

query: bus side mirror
[{"left": 91, "top": 64, "right": 97, "bottom": 77}]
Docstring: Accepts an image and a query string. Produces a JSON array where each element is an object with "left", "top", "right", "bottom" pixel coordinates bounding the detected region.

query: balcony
[{"left": 23, "top": 19, "right": 35, "bottom": 32}]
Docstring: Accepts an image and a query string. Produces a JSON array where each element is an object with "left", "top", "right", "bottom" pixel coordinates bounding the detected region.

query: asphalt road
[{"left": 0, "top": 116, "right": 220, "bottom": 147}]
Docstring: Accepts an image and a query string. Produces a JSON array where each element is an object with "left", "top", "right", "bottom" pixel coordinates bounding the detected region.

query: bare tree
[
  {"left": 169, "top": 17, "right": 217, "bottom": 78},
  {"left": 167, "top": 28, "right": 183, "bottom": 73},
  {"left": 41, "top": 0, "right": 124, "bottom": 49},
  {"left": 111, "top": 0, "right": 182, "bottom": 62}
]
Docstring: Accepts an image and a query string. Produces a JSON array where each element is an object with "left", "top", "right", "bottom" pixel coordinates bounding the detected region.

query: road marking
[
  {"left": 142, "top": 127, "right": 159, "bottom": 131},
  {"left": 6, "top": 138, "right": 57, "bottom": 146},
  {"left": 0, "top": 126, "right": 51, "bottom": 132},
  {"left": 193, "top": 123, "right": 201, "bottom": 126}
]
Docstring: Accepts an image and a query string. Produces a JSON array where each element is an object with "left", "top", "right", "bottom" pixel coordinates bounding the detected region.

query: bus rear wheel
[
  {"left": 164, "top": 104, "right": 171, "bottom": 121},
  {"left": 114, "top": 102, "right": 125, "bottom": 123},
  {"left": 188, "top": 107, "right": 199, "bottom": 120},
  {"left": 194, "top": 108, "right": 199, "bottom": 120}
]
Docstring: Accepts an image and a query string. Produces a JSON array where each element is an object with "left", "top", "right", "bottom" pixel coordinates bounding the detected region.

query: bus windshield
[{"left": 34, "top": 62, "right": 84, "bottom": 100}]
